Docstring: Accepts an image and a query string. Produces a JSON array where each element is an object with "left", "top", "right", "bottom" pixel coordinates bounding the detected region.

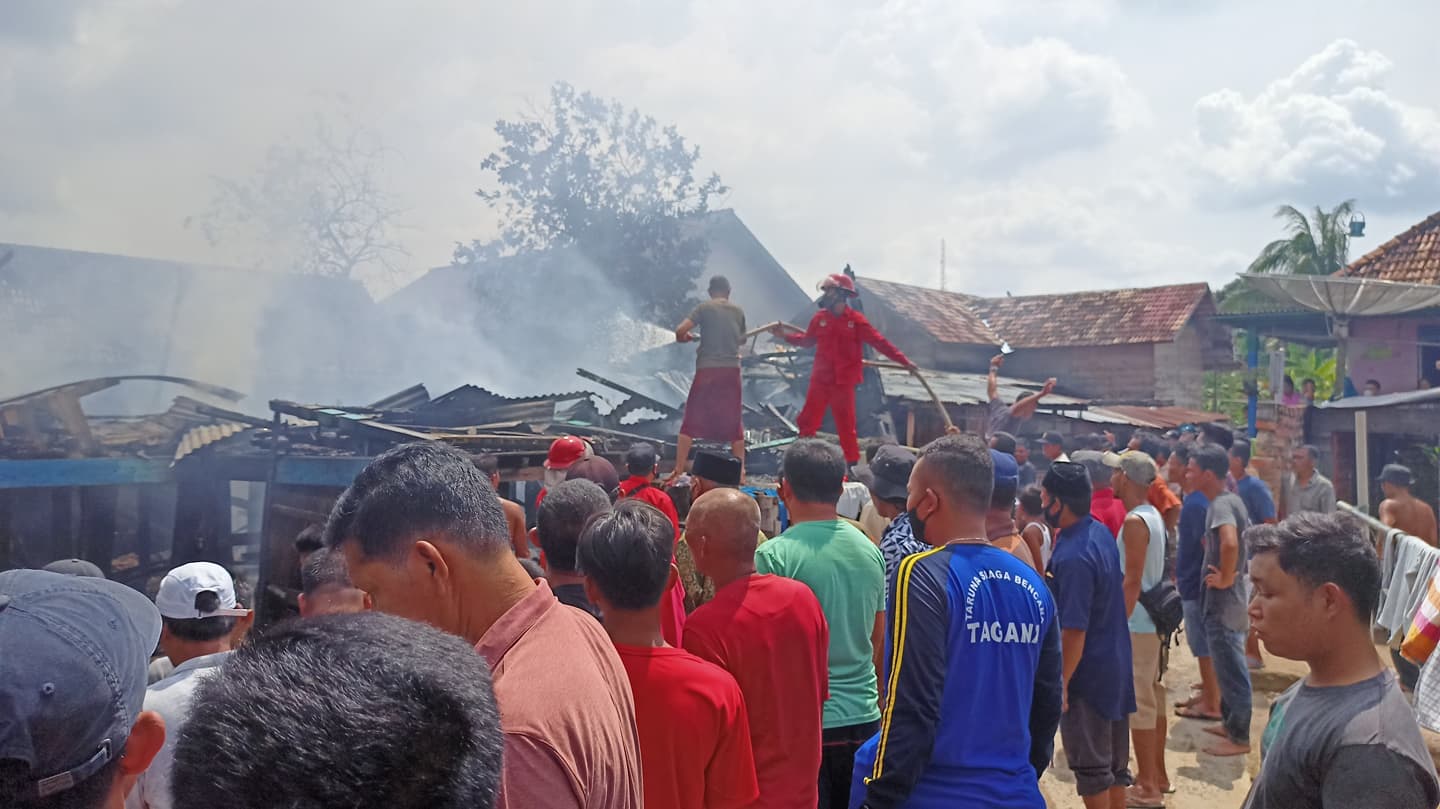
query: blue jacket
[{"left": 851, "top": 544, "right": 1062, "bottom": 809}]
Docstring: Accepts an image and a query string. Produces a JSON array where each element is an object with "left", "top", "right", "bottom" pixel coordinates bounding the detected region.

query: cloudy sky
[{"left": 3, "top": 0, "right": 1438, "bottom": 298}]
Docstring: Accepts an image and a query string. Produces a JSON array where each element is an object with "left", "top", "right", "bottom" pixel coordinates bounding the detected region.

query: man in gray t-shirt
[
  {"left": 1190, "top": 445, "right": 1253, "bottom": 755},
  {"left": 1203, "top": 491, "right": 1250, "bottom": 633},
  {"left": 1244, "top": 512, "right": 1440, "bottom": 809}
]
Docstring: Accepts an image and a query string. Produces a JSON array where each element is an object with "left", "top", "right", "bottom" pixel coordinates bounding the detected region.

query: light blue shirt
[
  {"left": 127, "top": 651, "right": 232, "bottom": 809},
  {"left": 1120, "top": 504, "right": 1167, "bottom": 634}
]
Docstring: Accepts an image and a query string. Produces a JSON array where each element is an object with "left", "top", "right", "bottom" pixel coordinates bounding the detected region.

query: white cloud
[{"left": 1182, "top": 39, "right": 1440, "bottom": 210}]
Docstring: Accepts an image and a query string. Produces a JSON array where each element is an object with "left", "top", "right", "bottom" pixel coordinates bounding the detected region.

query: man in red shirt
[
  {"left": 685, "top": 487, "right": 829, "bottom": 809},
  {"left": 616, "top": 442, "right": 686, "bottom": 646},
  {"left": 773, "top": 273, "right": 915, "bottom": 465},
  {"left": 1074, "top": 450, "right": 1127, "bottom": 538},
  {"left": 580, "top": 500, "right": 760, "bottom": 809}
]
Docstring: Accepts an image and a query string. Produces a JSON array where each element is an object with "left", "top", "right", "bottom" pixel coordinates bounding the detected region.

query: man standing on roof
[
  {"left": 986, "top": 354, "right": 1056, "bottom": 438},
  {"left": 773, "top": 272, "right": 915, "bottom": 466},
  {"left": 673, "top": 275, "right": 748, "bottom": 481}
]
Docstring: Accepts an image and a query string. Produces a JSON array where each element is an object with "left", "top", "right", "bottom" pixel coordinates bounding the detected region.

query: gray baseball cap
[{"left": 0, "top": 569, "right": 161, "bottom": 801}]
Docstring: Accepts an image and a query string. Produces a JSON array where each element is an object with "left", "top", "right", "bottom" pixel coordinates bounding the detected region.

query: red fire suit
[{"left": 785, "top": 306, "right": 912, "bottom": 463}]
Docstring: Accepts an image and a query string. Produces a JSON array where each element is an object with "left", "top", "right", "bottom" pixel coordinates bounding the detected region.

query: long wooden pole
[{"left": 864, "top": 360, "right": 955, "bottom": 432}]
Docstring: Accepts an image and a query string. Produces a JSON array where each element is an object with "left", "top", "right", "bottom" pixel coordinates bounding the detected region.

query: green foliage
[
  {"left": 1283, "top": 345, "right": 1336, "bottom": 400},
  {"left": 1247, "top": 200, "right": 1356, "bottom": 276},
  {"left": 1203, "top": 370, "right": 1248, "bottom": 425},
  {"left": 458, "top": 82, "right": 728, "bottom": 323}
]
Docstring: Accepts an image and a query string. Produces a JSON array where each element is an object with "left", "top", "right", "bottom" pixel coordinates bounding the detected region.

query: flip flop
[
  {"left": 1174, "top": 706, "right": 1222, "bottom": 720},
  {"left": 1125, "top": 786, "right": 1165, "bottom": 808},
  {"left": 1202, "top": 724, "right": 1228, "bottom": 738},
  {"left": 1173, "top": 693, "right": 1201, "bottom": 709}
]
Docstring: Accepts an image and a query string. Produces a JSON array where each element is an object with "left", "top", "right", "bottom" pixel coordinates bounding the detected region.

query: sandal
[
  {"left": 1125, "top": 786, "right": 1165, "bottom": 808},
  {"left": 1174, "top": 706, "right": 1222, "bottom": 720}
]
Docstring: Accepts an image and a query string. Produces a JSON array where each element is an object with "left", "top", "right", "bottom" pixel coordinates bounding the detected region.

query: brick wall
[{"left": 1001, "top": 344, "right": 1157, "bottom": 401}]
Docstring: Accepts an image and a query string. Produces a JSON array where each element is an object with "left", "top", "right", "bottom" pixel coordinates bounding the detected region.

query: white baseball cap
[{"left": 155, "top": 562, "right": 249, "bottom": 620}]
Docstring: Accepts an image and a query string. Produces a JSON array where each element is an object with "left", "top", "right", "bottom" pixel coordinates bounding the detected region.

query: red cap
[{"left": 544, "top": 436, "right": 593, "bottom": 470}]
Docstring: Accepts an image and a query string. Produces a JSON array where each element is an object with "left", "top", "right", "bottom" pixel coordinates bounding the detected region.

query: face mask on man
[
  {"left": 1043, "top": 498, "right": 1064, "bottom": 529},
  {"left": 907, "top": 490, "right": 932, "bottom": 544}
]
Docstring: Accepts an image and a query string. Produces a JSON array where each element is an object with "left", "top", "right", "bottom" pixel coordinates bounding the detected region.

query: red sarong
[{"left": 680, "top": 367, "right": 743, "bottom": 442}]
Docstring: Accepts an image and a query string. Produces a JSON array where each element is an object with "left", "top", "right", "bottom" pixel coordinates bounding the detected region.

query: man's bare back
[{"left": 1381, "top": 493, "right": 1439, "bottom": 546}]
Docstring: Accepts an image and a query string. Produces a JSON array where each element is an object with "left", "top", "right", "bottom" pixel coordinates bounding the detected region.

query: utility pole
[{"left": 940, "top": 238, "right": 946, "bottom": 292}]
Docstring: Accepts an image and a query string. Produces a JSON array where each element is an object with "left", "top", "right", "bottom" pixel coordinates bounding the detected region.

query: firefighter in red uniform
[{"left": 772, "top": 273, "right": 915, "bottom": 464}]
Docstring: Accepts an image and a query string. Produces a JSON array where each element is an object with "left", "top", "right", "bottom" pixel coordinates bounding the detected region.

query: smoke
[
  {"left": 0, "top": 242, "right": 397, "bottom": 414},
  {"left": 380, "top": 249, "right": 678, "bottom": 398}
]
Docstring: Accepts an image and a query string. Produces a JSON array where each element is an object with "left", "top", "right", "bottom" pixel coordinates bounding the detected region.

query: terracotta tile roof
[
  {"left": 858, "top": 277, "right": 1212, "bottom": 348},
  {"left": 1340, "top": 210, "right": 1440, "bottom": 285},
  {"left": 857, "top": 277, "right": 1000, "bottom": 345}
]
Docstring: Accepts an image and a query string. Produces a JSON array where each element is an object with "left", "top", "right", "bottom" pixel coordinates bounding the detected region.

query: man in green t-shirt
[
  {"left": 755, "top": 439, "right": 885, "bottom": 809},
  {"left": 672, "top": 275, "right": 747, "bottom": 481}
]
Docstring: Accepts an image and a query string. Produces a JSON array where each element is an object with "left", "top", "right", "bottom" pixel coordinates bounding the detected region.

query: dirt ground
[{"left": 1037, "top": 638, "right": 1321, "bottom": 808}]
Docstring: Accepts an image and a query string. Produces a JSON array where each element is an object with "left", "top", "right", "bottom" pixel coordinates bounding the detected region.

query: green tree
[
  {"left": 1247, "top": 199, "right": 1356, "bottom": 276},
  {"left": 458, "top": 82, "right": 728, "bottom": 323}
]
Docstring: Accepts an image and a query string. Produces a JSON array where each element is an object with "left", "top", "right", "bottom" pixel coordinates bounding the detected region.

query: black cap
[
  {"left": 1042, "top": 461, "right": 1092, "bottom": 498},
  {"left": 1379, "top": 464, "right": 1413, "bottom": 487},
  {"left": 1042, "top": 431, "right": 1064, "bottom": 446},
  {"left": 869, "top": 445, "right": 917, "bottom": 502},
  {"left": 692, "top": 451, "right": 742, "bottom": 486}
]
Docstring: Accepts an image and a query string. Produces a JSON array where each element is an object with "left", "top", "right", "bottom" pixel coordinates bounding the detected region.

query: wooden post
[
  {"left": 906, "top": 408, "right": 916, "bottom": 448},
  {"left": 1356, "top": 409, "right": 1370, "bottom": 512}
]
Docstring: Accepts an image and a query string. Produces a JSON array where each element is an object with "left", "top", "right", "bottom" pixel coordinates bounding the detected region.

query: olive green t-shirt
[
  {"left": 755, "top": 518, "right": 885, "bottom": 728},
  {"left": 690, "top": 299, "right": 746, "bottom": 369}
]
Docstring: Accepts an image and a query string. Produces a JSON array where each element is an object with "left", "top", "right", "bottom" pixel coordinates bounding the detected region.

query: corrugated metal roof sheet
[
  {"left": 1087, "top": 405, "right": 1229, "bottom": 429},
  {"left": 875, "top": 367, "right": 1088, "bottom": 408},
  {"left": 173, "top": 422, "right": 247, "bottom": 462}
]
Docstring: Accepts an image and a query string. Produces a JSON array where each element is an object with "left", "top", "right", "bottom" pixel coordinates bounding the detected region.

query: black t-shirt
[{"left": 552, "top": 582, "right": 602, "bottom": 621}]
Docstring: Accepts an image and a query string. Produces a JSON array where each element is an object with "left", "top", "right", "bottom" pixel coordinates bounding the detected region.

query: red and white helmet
[
  {"left": 819, "top": 273, "right": 858, "bottom": 296},
  {"left": 544, "top": 435, "right": 593, "bottom": 470}
]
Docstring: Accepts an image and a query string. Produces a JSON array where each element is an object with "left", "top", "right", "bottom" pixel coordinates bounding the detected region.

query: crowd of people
[{"left": 7, "top": 411, "right": 1440, "bottom": 808}]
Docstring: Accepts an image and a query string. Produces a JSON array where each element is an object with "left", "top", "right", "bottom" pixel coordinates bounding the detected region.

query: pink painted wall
[{"left": 1349, "top": 317, "right": 1421, "bottom": 393}]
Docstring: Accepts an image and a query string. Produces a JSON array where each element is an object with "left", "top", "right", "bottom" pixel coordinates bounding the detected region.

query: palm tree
[{"left": 1247, "top": 199, "right": 1356, "bottom": 275}]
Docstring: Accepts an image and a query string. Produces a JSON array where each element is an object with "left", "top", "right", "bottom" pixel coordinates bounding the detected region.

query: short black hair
[
  {"left": 519, "top": 557, "right": 545, "bottom": 580},
  {"left": 1230, "top": 438, "right": 1252, "bottom": 466},
  {"left": 1170, "top": 443, "right": 1192, "bottom": 466},
  {"left": 577, "top": 500, "right": 674, "bottom": 610},
  {"left": 990, "top": 431, "right": 1017, "bottom": 454},
  {"left": 1302, "top": 378, "right": 1316, "bottom": 387},
  {"left": 1135, "top": 432, "right": 1168, "bottom": 462},
  {"left": 536, "top": 479, "right": 612, "bottom": 574},
  {"left": 324, "top": 442, "right": 508, "bottom": 561},
  {"left": 1018, "top": 485, "right": 1044, "bottom": 517},
  {"left": 1251, "top": 512, "right": 1382, "bottom": 622},
  {"left": 473, "top": 454, "right": 499, "bottom": 477},
  {"left": 1200, "top": 422, "right": 1234, "bottom": 450},
  {"left": 164, "top": 590, "right": 237, "bottom": 642},
  {"left": 295, "top": 524, "right": 325, "bottom": 554},
  {"left": 172, "top": 612, "right": 503, "bottom": 809},
  {"left": 917, "top": 434, "right": 993, "bottom": 514},
  {"left": 1297, "top": 444, "right": 1320, "bottom": 462},
  {"left": 1192, "top": 444, "right": 1229, "bottom": 480},
  {"left": 708, "top": 275, "right": 731, "bottom": 295},
  {"left": 1366, "top": 378, "right": 1381, "bottom": 389},
  {"left": 780, "top": 439, "right": 846, "bottom": 504},
  {"left": 624, "top": 443, "right": 658, "bottom": 477},
  {"left": 301, "top": 547, "right": 354, "bottom": 595}
]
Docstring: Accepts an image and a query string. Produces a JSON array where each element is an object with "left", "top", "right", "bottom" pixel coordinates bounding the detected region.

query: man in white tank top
[{"left": 1106, "top": 450, "right": 1170, "bottom": 807}]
